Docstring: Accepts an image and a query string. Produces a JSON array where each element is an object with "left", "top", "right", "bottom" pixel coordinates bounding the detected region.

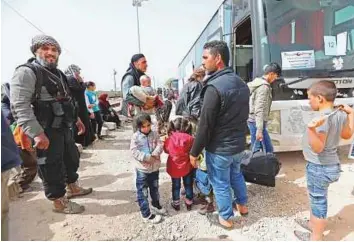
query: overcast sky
[{"left": 1, "top": 0, "right": 224, "bottom": 90}]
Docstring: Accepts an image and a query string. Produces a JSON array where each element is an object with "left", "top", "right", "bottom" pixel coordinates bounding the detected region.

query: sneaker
[
  {"left": 193, "top": 194, "right": 208, "bottom": 206},
  {"left": 171, "top": 201, "right": 180, "bottom": 211},
  {"left": 66, "top": 181, "right": 93, "bottom": 199},
  {"left": 198, "top": 203, "right": 215, "bottom": 215},
  {"left": 151, "top": 203, "right": 167, "bottom": 215},
  {"left": 185, "top": 198, "right": 193, "bottom": 211},
  {"left": 143, "top": 214, "right": 162, "bottom": 224},
  {"left": 52, "top": 197, "right": 85, "bottom": 214}
]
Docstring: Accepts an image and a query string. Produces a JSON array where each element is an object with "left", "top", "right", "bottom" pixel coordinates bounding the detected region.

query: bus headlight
[{"left": 268, "top": 110, "right": 281, "bottom": 134}]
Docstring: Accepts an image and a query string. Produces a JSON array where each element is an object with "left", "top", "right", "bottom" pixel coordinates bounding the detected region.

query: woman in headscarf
[
  {"left": 98, "top": 93, "right": 121, "bottom": 128},
  {"left": 65, "top": 64, "right": 96, "bottom": 147}
]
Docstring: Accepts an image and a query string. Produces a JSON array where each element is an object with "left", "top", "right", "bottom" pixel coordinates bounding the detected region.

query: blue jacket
[
  {"left": 85, "top": 90, "right": 100, "bottom": 113},
  {"left": 1, "top": 111, "right": 22, "bottom": 172}
]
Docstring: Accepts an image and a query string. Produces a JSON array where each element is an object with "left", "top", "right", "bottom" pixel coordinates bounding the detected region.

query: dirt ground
[{"left": 8, "top": 122, "right": 354, "bottom": 241}]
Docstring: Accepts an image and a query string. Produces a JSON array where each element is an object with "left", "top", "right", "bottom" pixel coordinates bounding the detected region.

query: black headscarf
[
  {"left": 126, "top": 53, "right": 146, "bottom": 84},
  {"left": 131, "top": 53, "right": 145, "bottom": 63}
]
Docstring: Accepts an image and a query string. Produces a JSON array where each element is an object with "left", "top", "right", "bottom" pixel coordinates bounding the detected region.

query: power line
[
  {"left": 2, "top": 0, "right": 45, "bottom": 34},
  {"left": 2, "top": 0, "right": 82, "bottom": 64}
]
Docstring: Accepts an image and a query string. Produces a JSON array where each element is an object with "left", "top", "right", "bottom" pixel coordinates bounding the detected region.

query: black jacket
[
  {"left": 191, "top": 68, "right": 249, "bottom": 156},
  {"left": 66, "top": 76, "right": 95, "bottom": 146},
  {"left": 1, "top": 111, "right": 22, "bottom": 172},
  {"left": 1, "top": 83, "right": 14, "bottom": 124},
  {"left": 120, "top": 64, "right": 145, "bottom": 116},
  {"left": 176, "top": 81, "right": 203, "bottom": 120}
]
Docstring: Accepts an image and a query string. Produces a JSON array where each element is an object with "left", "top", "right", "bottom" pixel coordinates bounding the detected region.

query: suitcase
[{"left": 241, "top": 142, "right": 281, "bottom": 187}]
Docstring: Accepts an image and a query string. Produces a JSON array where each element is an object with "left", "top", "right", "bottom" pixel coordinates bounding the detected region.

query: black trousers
[
  {"left": 91, "top": 111, "right": 103, "bottom": 136},
  {"left": 37, "top": 127, "right": 80, "bottom": 200},
  {"left": 103, "top": 113, "right": 121, "bottom": 127}
]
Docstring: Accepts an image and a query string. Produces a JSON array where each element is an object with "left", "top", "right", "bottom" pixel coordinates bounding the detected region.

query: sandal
[
  {"left": 295, "top": 218, "right": 312, "bottom": 232},
  {"left": 206, "top": 213, "right": 234, "bottom": 230}
]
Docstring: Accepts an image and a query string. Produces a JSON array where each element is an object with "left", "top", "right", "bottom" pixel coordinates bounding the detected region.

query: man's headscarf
[
  {"left": 131, "top": 53, "right": 145, "bottom": 63},
  {"left": 64, "top": 64, "right": 81, "bottom": 76},
  {"left": 30, "top": 34, "right": 62, "bottom": 55}
]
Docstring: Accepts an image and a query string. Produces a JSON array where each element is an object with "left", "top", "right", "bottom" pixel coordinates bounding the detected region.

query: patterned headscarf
[
  {"left": 30, "top": 34, "right": 62, "bottom": 55},
  {"left": 64, "top": 64, "right": 81, "bottom": 76}
]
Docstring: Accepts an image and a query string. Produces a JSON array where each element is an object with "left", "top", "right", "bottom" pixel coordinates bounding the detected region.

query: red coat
[{"left": 164, "top": 132, "right": 194, "bottom": 178}]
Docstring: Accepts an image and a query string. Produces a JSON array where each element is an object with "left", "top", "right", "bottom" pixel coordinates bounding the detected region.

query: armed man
[{"left": 10, "top": 35, "right": 92, "bottom": 214}]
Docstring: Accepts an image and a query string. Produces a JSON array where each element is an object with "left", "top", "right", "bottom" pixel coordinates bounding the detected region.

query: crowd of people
[
  {"left": 126, "top": 40, "right": 354, "bottom": 242},
  {"left": 1, "top": 34, "right": 353, "bottom": 242}
]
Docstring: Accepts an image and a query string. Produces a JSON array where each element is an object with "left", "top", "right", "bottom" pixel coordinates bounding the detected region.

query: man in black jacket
[
  {"left": 190, "top": 40, "right": 250, "bottom": 229},
  {"left": 11, "top": 35, "right": 91, "bottom": 214},
  {"left": 121, "top": 54, "right": 155, "bottom": 118}
]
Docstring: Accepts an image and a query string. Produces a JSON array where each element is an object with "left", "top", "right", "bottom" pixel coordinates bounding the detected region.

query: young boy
[
  {"left": 130, "top": 114, "right": 166, "bottom": 224},
  {"left": 294, "top": 80, "right": 354, "bottom": 241},
  {"left": 195, "top": 152, "right": 215, "bottom": 215}
]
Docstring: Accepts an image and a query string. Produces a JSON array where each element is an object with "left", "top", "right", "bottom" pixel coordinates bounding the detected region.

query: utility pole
[{"left": 132, "top": 0, "right": 148, "bottom": 52}]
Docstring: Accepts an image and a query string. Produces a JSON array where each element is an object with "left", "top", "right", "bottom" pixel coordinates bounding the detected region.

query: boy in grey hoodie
[{"left": 248, "top": 63, "right": 282, "bottom": 153}]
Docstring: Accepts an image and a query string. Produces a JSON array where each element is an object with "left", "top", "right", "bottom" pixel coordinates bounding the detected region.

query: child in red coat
[{"left": 164, "top": 117, "right": 194, "bottom": 211}]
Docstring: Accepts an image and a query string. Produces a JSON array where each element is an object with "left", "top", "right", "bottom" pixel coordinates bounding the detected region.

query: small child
[
  {"left": 130, "top": 113, "right": 166, "bottom": 224},
  {"left": 128, "top": 75, "right": 164, "bottom": 116},
  {"left": 164, "top": 117, "right": 194, "bottom": 211},
  {"left": 294, "top": 80, "right": 354, "bottom": 241},
  {"left": 195, "top": 152, "right": 215, "bottom": 215}
]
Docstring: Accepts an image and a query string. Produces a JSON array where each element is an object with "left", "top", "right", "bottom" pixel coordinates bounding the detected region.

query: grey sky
[{"left": 1, "top": 0, "right": 223, "bottom": 90}]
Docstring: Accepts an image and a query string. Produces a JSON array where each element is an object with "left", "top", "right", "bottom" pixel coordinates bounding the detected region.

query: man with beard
[
  {"left": 121, "top": 54, "right": 155, "bottom": 126},
  {"left": 65, "top": 64, "right": 96, "bottom": 147},
  {"left": 10, "top": 35, "right": 92, "bottom": 214},
  {"left": 189, "top": 40, "right": 250, "bottom": 229}
]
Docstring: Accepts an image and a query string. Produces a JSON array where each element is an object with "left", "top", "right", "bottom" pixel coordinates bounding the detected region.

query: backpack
[
  {"left": 16, "top": 58, "right": 72, "bottom": 102},
  {"left": 14, "top": 60, "right": 78, "bottom": 127}
]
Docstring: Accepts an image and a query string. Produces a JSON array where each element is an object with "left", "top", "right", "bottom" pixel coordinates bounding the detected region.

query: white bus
[{"left": 178, "top": 0, "right": 354, "bottom": 152}]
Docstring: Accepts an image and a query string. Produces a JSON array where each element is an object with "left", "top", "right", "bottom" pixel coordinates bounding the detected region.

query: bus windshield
[{"left": 261, "top": 0, "right": 354, "bottom": 78}]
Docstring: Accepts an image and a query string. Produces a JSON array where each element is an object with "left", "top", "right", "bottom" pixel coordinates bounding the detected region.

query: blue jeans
[
  {"left": 248, "top": 121, "right": 274, "bottom": 153},
  {"left": 306, "top": 162, "right": 341, "bottom": 219},
  {"left": 171, "top": 171, "right": 193, "bottom": 201},
  {"left": 195, "top": 169, "right": 212, "bottom": 196},
  {"left": 136, "top": 170, "right": 160, "bottom": 218},
  {"left": 206, "top": 151, "right": 248, "bottom": 220}
]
